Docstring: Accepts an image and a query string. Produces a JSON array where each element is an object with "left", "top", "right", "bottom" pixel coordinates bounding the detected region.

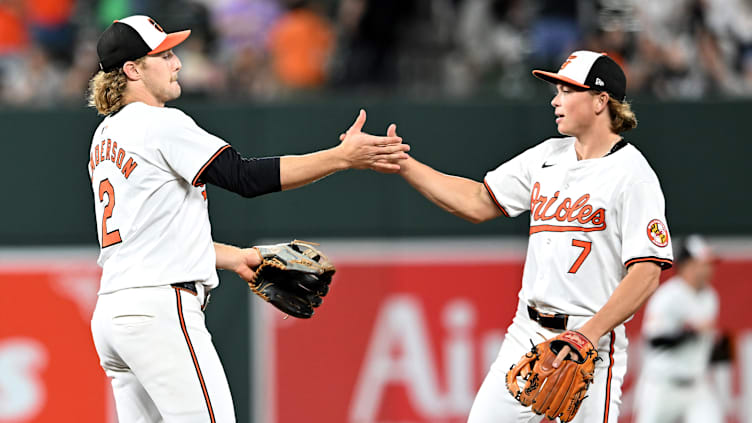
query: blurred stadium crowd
[{"left": 1, "top": 0, "right": 752, "bottom": 106}]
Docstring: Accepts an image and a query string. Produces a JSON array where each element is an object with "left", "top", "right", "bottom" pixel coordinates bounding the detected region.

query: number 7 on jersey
[{"left": 568, "top": 239, "right": 592, "bottom": 274}]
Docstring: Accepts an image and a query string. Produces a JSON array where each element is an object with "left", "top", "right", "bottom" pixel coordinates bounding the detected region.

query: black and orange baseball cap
[
  {"left": 533, "top": 51, "right": 626, "bottom": 101},
  {"left": 97, "top": 15, "right": 191, "bottom": 72}
]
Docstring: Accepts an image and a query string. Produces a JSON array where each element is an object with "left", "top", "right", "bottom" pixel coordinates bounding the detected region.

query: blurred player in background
[
  {"left": 87, "top": 15, "right": 407, "bottom": 422},
  {"left": 380, "top": 50, "right": 673, "bottom": 422},
  {"left": 634, "top": 234, "right": 722, "bottom": 423}
]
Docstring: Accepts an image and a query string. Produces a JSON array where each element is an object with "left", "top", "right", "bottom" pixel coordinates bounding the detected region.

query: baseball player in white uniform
[
  {"left": 390, "top": 51, "right": 673, "bottom": 422},
  {"left": 634, "top": 235, "right": 721, "bottom": 423},
  {"left": 86, "top": 15, "right": 408, "bottom": 422}
]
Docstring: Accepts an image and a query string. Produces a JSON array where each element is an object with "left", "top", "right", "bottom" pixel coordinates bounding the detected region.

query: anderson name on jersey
[
  {"left": 484, "top": 137, "right": 673, "bottom": 316},
  {"left": 88, "top": 102, "right": 229, "bottom": 294}
]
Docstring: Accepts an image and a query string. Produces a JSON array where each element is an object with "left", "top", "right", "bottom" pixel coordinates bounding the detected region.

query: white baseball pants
[
  {"left": 467, "top": 301, "right": 627, "bottom": 423},
  {"left": 633, "top": 373, "right": 723, "bottom": 423},
  {"left": 91, "top": 285, "right": 235, "bottom": 422}
]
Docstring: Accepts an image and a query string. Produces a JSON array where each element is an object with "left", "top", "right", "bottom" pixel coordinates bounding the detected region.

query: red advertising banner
[
  {"left": 256, "top": 240, "right": 752, "bottom": 423},
  {"left": 0, "top": 253, "right": 109, "bottom": 423}
]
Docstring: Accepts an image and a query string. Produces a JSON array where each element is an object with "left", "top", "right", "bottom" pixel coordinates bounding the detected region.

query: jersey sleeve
[
  {"left": 483, "top": 145, "right": 540, "bottom": 217},
  {"left": 620, "top": 180, "right": 673, "bottom": 269},
  {"left": 150, "top": 108, "right": 230, "bottom": 186}
]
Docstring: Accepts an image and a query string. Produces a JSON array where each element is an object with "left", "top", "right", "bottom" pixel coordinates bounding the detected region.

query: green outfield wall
[{"left": 2, "top": 98, "right": 748, "bottom": 246}]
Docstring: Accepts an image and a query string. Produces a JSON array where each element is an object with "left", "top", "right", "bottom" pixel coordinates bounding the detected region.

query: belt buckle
[{"left": 538, "top": 310, "right": 556, "bottom": 320}]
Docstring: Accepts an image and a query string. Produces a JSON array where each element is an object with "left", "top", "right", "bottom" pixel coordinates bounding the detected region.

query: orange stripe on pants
[
  {"left": 175, "top": 288, "right": 216, "bottom": 423},
  {"left": 602, "top": 330, "right": 616, "bottom": 423}
]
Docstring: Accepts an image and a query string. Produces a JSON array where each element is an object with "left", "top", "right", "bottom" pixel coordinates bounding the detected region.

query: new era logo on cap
[
  {"left": 97, "top": 15, "right": 191, "bottom": 72},
  {"left": 532, "top": 51, "right": 627, "bottom": 101}
]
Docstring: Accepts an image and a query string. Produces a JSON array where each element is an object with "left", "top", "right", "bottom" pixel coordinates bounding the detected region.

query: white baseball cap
[
  {"left": 676, "top": 234, "right": 715, "bottom": 264},
  {"left": 97, "top": 15, "right": 191, "bottom": 72},
  {"left": 532, "top": 50, "right": 627, "bottom": 101}
]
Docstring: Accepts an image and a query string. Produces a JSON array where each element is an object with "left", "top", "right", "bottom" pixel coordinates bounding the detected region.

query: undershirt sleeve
[{"left": 197, "top": 146, "right": 281, "bottom": 198}]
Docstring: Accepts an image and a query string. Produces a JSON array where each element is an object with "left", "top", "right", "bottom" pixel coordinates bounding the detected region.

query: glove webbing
[{"left": 250, "top": 259, "right": 288, "bottom": 301}]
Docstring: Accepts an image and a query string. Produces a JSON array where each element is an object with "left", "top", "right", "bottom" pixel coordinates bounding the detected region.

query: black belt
[
  {"left": 171, "top": 282, "right": 211, "bottom": 310},
  {"left": 171, "top": 281, "right": 198, "bottom": 294},
  {"left": 527, "top": 305, "right": 568, "bottom": 330}
]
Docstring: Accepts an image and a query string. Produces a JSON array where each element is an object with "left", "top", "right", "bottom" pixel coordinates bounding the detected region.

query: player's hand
[
  {"left": 552, "top": 345, "right": 573, "bottom": 368},
  {"left": 231, "top": 248, "right": 263, "bottom": 281},
  {"left": 552, "top": 328, "right": 598, "bottom": 368},
  {"left": 337, "top": 109, "right": 409, "bottom": 173}
]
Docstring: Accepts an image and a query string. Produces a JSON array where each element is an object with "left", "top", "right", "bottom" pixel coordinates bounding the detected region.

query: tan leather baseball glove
[{"left": 506, "top": 330, "right": 600, "bottom": 422}]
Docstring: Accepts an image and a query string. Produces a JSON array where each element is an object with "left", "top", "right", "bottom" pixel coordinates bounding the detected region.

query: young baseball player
[
  {"left": 388, "top": 51, "right": 673, "bottom": 422},
  {"left": 87, "top": 15, "right": 408, "bottom": 422},
  {"left": 634, "top": 235, "right": 721, "bottom": 423}
]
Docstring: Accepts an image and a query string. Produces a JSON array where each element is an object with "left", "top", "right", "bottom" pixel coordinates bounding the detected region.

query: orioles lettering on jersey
[
  {"left": 529, "top": 181, "right": 606, "bottom": 234},
  {"left": 89, "top": 138, "right": 139, "bottom": 179}
]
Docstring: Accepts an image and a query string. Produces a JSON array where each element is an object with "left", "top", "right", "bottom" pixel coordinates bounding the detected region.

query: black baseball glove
[{"left": 249, "top": 240, "right": 336, "bottom": 318}]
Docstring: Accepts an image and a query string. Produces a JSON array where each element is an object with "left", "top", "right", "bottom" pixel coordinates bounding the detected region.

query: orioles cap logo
[
  {"left": 647, "top": 219, "right": 669, "bottom": 247},
  {"left": 147, "top": 18, "right": 165, "bottom": 33},
  {"left": 560, "top": 55, "right": 577, "bottom": 70}
]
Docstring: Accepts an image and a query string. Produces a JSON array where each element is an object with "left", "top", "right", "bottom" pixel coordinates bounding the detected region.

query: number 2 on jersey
[
  {"left": 99, "top": 179, "right": 122, "bottom": 247},
  {"left": 568, "top": 239, "right": 592, "bottom": 274}
]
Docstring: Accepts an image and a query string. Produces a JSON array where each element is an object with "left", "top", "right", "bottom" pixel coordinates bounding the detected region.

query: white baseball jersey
[
  {"left": 484, "top": 137, "right": 673, "bottom": 316},
  {"left": 88, "top": 101, "right": 229, "bottom": 294},
  {"left": 641, "top": 276, "right": 719, "bottom": 379}
]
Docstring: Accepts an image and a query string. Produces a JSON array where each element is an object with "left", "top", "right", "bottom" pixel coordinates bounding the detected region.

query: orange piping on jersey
[
  {"left": 482, "top": 179, "right": 510, "bottom": 217},
  {"left": 175, "top": 289, "right": 216, "bottom": 423},
  {"left": 192, "top": 145, "right": 231, "bottom": 187},
  {"left": 529, "top": 224, "right": 607, "bottom": 234},
  {"left": 121, "top": 158, "right": 138, "bottom": 179},
  {"left": 624, "top": 256, "right": 673, "bottom": 270},
  {"left": 602, "top": 330, "right": 615, "bottom": 423}
]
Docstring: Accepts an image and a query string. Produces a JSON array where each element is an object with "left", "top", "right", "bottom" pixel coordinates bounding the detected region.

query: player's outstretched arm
[
  {"left": 214, "top": 242, "right": 262, "bottom": 281},
  {"left": 552, "top": 262, "right": 661, "bottom": 368},
  {"left": 387, "top": 124, "right": 502, "bottom": 224},
  {"left": 279, "top": 109, "right": 409, "bottom": 190}
]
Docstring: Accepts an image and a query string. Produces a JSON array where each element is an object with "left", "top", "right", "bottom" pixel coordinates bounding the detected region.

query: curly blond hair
[
  {"left": 607, "top": 97, "right": 637, "bottom": 133},
  {"left": 87, "top": 58, "right": 145, "bottom": 115}
]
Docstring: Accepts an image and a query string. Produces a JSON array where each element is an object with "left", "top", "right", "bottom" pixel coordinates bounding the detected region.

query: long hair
[
  {"left": 607, "top": 97, "right": 637, "bottom": 133},
  {"left": 87, "top": 58, "right": 145, "bottom": 115}
]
